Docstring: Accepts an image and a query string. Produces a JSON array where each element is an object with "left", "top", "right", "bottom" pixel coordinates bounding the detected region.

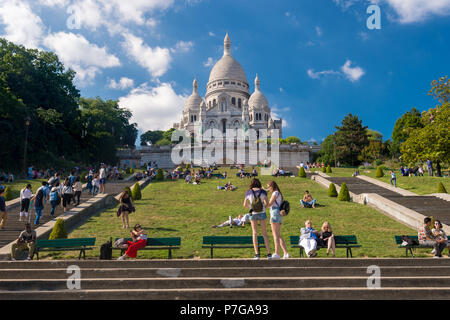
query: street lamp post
[{"left": 22, "top": 116, "right": 31, "bottom": 179}]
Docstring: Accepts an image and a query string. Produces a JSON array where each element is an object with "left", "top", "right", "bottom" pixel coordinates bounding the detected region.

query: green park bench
[
  {"left": 290, "top": 235, "right": 361, "bottom": 258},
  {"left": 394, "top": 235, "right": 450, "bottom": 258},
  {"left": 113, "top": 237, "right": 181, "bottom": 259},
  {"left": 35, "top": 238, "right": 96, "bottom": 260},
  {"left": 202, "top": 236, "right": 265, "bottom": 259}
]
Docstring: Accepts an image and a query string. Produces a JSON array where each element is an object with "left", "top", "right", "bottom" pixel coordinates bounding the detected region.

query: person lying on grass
[
  {"left": 217, "top": 182, "right": 237, "bottom": 191},
  {"left": 212, "top": 214, "right": 251, "bottom": 228}
]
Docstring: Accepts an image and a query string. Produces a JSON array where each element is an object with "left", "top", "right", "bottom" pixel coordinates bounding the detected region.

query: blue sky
[{"left": 0, "top": 0, "right": 449, "bottom": 144}]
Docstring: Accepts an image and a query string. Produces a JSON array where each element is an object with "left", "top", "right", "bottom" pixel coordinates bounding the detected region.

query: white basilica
[{"left": 173, "top": 33, "right": 283, "bottom": 138}]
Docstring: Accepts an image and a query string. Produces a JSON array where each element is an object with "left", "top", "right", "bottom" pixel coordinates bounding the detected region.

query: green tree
[
  {"left": 335, "top": 114, "right": 369, "bottom": 166},
  {"left": 317, "top": 135, "right": 335, "bottom": 166},
  {"left": 391, "top": 108, "right": 423, "bottom": 158},
  {"left": 156, "top": 168, "right": 165, "bottom": 181},
  {"left": 400, "top": 78, "right": 450, "bottom": 165},
  {"left": 140, "top": 130, "right": 164, "bottom": 146}
]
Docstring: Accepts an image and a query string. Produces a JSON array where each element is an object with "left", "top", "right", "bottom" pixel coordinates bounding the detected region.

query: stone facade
[{"left": 173, "top": 34, "right": 282, "bottom": 138}]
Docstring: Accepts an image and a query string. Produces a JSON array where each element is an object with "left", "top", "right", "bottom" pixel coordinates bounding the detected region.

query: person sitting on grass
[
  {"left": 251, "top": 167, "right": 258, "bottom": 177},
  {"left": 300, "top": 190, "right": 316, "bottom": 208},
  {"left": 193, "top": 171, "right": 201, "bottom": 184},
  {"left": 299, "top": 220, "right": 319, "bottom": 258},
  {"left": 212, "top": 214, "right": 251, "bottom": 228},
  {"left": 185, "top": 173, "right": 192, "bottom": 184},
  {"left": 117, "top": 224, "right": 147, "bottom": 260},
  {"left": 11, "top": 223, "right": 36, "bottom": 261}
]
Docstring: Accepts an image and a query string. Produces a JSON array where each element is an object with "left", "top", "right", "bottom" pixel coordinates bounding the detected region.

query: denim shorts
[
  {"left": 270, "top": 207, "right": 283, "bottom": 224},
  {"left": 249, "top": 212, "right": 267, "bottom": 221},
  {"left": 100, "top": 178, "right": 106, "bottom": 184}
]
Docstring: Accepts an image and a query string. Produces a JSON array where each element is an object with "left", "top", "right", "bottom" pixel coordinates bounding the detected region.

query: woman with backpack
[
  {"left": 243, "top": 178, "right": 272, "bottom": 260},
  {"left": 267, "top": 181, "right": 289, "bottom": 259},
  {"left": 49, "top": 186, "right": 60, "bottom": 217},
  {"left": 31, "top": 189, "right": 44, "bottom": 225}
]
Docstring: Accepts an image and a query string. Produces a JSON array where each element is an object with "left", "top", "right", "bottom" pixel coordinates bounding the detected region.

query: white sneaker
[
  {"left": 431, "top": 249, "right": 436, "bottom": 254},
  {"left": 283, "top": 253, "right": 290, "bottom": 259},
  {"left": 117, "top": 256, "right": 125, "bottom": 260},
  {"left": 271, "top": 254, "right": 280, "bottom": 259}
]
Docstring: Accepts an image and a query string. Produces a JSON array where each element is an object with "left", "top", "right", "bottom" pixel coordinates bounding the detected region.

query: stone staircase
[{"left": 1, "top": 259, "right": 450, "bottom": 299}]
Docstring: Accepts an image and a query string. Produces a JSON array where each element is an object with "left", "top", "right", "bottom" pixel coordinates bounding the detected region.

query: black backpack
[
  {"left": 280, "top": 200, "right": 290, "bottom": 216},
  {"left": 100, "top": 238, "right": 112, "bottom": 260}
]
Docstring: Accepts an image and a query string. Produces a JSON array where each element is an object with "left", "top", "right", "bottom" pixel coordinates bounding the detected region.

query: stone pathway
[
  {"left": 327, "top": 177, "right": 450, "bottom": 224},
  {"left": 0, "top": 180, "right": 133, "bottom": 249}
]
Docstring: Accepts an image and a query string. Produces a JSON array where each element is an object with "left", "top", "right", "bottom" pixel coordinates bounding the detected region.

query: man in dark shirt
[
  {"left": 0, "top": 187, "right": 6, "bottom": 230},
  {"left": 11, "top": 223, "right": 36, "bottom": 260}
]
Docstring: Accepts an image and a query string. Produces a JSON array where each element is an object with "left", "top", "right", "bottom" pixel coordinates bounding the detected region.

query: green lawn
[
  {"left": 37, "top": 167, "right": 442, "bottom": 259},
  {"left": 3, "top": 179, "right": 46, "bottom": 200},
  {"left": 311, "top": 167, "right": 449, "bottom": 195}
]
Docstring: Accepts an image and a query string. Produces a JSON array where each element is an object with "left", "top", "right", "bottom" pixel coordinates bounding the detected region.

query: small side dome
[
  {"left": 184, "top": 78, "right": 203, "bottom": 111},
  {"left": 248, "top": 74, "right": 268, "bottom": 109}
]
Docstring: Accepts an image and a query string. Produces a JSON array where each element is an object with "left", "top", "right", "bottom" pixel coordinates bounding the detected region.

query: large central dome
[{"left": 208, "top": 34, "right": 247, "bottom": 83}]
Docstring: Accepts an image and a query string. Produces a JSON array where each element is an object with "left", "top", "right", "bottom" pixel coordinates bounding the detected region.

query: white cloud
[
  {"left": 384, "top": 0, "right": 450, "bottom": 23},
  {"left": 38, "top": 0, "right": 69, "bottom": 7},
  {"left": 332, "top": 0, "right": 358, "bottom": 10},
  {"left": 307, "top": 69, "right": 340, "bottom": 79},
  {"left": 106, "top": 0, "right": 174, "bottom": 25},
  {"left": 271, "top": 106, "right": 290, "bottom": 128},
  {"left": 118, "top": 82, "right": 187, "bottom": 131},
  {"left": 203, "top": 57, "right": 215, "bottom": 68},
  {"left": 315, "top": 26, "right": 322, "bottom": 36},
  {"left": 121, "top": 32, "right": 172, "bottom": 78},
  {"left": 208, "top": 31, "right": 215, "bottom": 37},
  {"left": 0, "top": 0, "right": 45, "bottom": 48},
  {"left": 307, "top": 60, "right": 364, "bottom": 82},
  {"left": 108, "top": 77, "right": 135, "bottom": 90},
  {"left": 43, "top": 32, "right": 120, "bottom": 83},
  {"left": 340, "top": 60, "right": 365, "bottom": 82},
  {"left": 171, "top": 40, "right": 194, "bottom": 53}
]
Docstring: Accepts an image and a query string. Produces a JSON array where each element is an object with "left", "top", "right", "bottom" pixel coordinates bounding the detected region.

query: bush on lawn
[
  {"left": 298, "top": 167, "right": 306, "bottom": 178},
  {"left": 131, "top": 183, "right": 142, "bottom": 200},
  {"left": 322, "top": 166, "right": 326, "bottom": 173},
  {"left": 328, "top": 183, "right": 338, "bottom": 197},
  {"left": 326, "top": 165, "right": 332, "bottom": 174},
  {"left": 156, "top": 168, "right": 164, "bottom": 181},
  {"left": 375, "top": 166, "right": 384, "bottom": 178},
  {"left": 338, "top": 183, "right": 351, "bottom": 201},
  {"left": 438, "top": 182, "right": 447, "bottom": 194},
  {"left": 49, "top": 218, "right": 68, "bottom": 240}
]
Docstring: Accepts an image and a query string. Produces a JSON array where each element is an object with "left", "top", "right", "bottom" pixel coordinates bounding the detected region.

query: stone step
[
  {"left": 2, "top": 258, "right": 450, "bottom": 269},
  {"left": 1, "top": 265, "right": 450, "bottom": 279},
  {"left": 2, "top": 287, "right": 450, "bottom": 300},
  {"left": 0, "top": 267, "right": 450, "bottom": 281},
  {"left": 2, "top": 276, "right": 450, "bottom": 291}
]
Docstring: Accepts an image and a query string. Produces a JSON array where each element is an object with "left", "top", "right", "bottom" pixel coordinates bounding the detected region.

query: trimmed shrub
[
  {"left": 49, "top": 218, "right": 68, "bottom": 240},
  {"left": 322, "top": 166, "right": 326, "bottom": 173},
  {"left": 3, "top": 186, "right": 12, "bottom": 201},
  {"left": 80, "top": 171, "right": 88, "bottom": 183},
  {"left": 298, "top": 167, "right": 306, "bottom": 178},
  {"left": 124, "top": 186, "right": 132, "bottom": 197},
  {"left": 338, "top": 183, "right": 351, "bottom": 201},
  {"left": 326, "top": 165, "right": 332, "bottom": 174},
  {"left": 156, "top": 168, "right": 164, "bottom": 181},
  {"left": 375, "top": 166, "right": 384, "bottom": 178},
  {"left": 438, "top": 182, "right": 447, "bottom": 194},
  {"left": 328, "top": 183, "right": 338, "bottom": 197},
  {"left": 131, "top": 183, "right": 142, "bottom": 200}
]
